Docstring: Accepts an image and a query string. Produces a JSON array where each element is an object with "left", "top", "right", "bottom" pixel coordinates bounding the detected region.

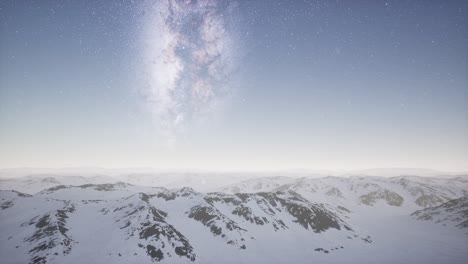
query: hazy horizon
[{"left": 0, "top": 166, "right": 466, "bottom": 177}]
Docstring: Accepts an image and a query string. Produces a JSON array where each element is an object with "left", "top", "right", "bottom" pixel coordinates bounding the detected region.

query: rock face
[
  {"left": 187, "top": 205, "right": 248, "bottom": 249},
  {"left": 112, "top": 193, "right": 196, "bottom": 262},
  {"left": 203, "top": 191, "right": 356, "bottom": 235},
  {"left": 411, "top": 197, "right": 468, "bottom": 229},
  {"left": 1, "top": 190, "right": 32, "bottom": 210},
  {"left": 22, "top": 202, "right": 76, "bottom": 264},
  {"left": 237, "top": 192, "right": 348, "bottom": 232},
  {"left": 359, "top": 189, "right": 404, "bottom": 207}
]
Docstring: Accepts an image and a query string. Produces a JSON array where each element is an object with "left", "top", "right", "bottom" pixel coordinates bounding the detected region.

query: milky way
[{"left": 139, "top": 0, "right": 241, "bottom": 144}]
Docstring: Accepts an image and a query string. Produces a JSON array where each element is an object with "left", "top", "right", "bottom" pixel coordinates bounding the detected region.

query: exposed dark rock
[
  {"left": 77, "top": 182, "right": 130, "bottom": 191},
  {"left": 360, "top": 189, "right": 404, "bottom": 206},
  {"left": 140, "top": 193, "right": 150, "bottom": 202},
  {"left": 326, "top": 187, "right": 344, "bottom": 198},
  {"left": 22, "top": 202, "right": 76, "bottom": 263},
  {"left": 411, "top": 197, "right": 468, "bottom": 229},
  {"left": 146, "top": 245, "right": 164, "bottom": 261},
  {"left": 337, "top": 206, "right": 351, "bottom": 213},
  {"left": 188, "top": 205, "right": 247, "bottom": 248},
  {"left": 116, "top": 194, "right": 196, "bottom": 262},
  {"left": 361, "top": 236, "right": 372, "bottom": 243},
  {"left": 415, "top": 194, "right": 445, "bottom": 207},
  {"left": 43, "top": 185, "right": 68, "bottom": 192},
  {"left": 156, "top": 192, "right": 176, "bottom": 201},
  {"left": 12, "top": 190, "right": 33, "bottom": 197},
  {"left": 1, "top": 200, "right": 14, "bottom": 210}
]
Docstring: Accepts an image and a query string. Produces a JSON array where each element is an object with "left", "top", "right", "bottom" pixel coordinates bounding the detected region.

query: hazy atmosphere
[{"left": 1, "top": 0, "right": 467, "bottom": 171}]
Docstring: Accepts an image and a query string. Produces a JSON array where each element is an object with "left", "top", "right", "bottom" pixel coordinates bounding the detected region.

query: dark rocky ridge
[
  {"left": 412, "top": 197, "right": 468, "bottom": 229},
  {"left": 113, "top": 193, "right": 196, "bottom": 262},
  {"left": 21, "top": 202, "right": 76, "bottom": 264}
]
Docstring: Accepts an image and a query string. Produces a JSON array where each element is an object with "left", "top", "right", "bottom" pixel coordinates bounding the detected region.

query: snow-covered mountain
[
  {"left": 0, "top": 173, "right": 251, "bottom": 194},
  {"left": 1, "top": 184, "right": 371, "bottom": 264},
  {"left": 348, "top": 168, "right": 452, "bottom": 177},
  {"left": 0, "top": 174, "right": 118, "bottom": 194},
  {"left": 219, "top": 176, "right": 468, "bottom": 210},
  {"left": 115, "top": 173, "right": 252, "bottom": 192},
  {"left": 411, "top": 197, "right": 468, "bottom": 230},
  {"left": 1, "top": 173, "right": 467, "bottom": 263}
]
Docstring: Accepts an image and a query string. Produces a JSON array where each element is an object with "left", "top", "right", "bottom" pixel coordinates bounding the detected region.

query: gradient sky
[{"left": 1, "top": 0, "right": 467, "bottom": 171}]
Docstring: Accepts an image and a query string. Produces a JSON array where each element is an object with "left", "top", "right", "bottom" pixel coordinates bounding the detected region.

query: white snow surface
[{"left": 0, "top": 173, "right": 467, "bottom": 263}]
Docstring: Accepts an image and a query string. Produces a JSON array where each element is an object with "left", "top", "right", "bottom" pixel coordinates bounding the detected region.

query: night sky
[{"left": 1, "top": 0, "right": 467, "bottom": 171}]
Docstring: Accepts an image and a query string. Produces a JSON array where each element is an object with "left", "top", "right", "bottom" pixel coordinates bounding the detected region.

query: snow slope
[{"left": 1, "top": 174, "right": 467, "bottom": 263}]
